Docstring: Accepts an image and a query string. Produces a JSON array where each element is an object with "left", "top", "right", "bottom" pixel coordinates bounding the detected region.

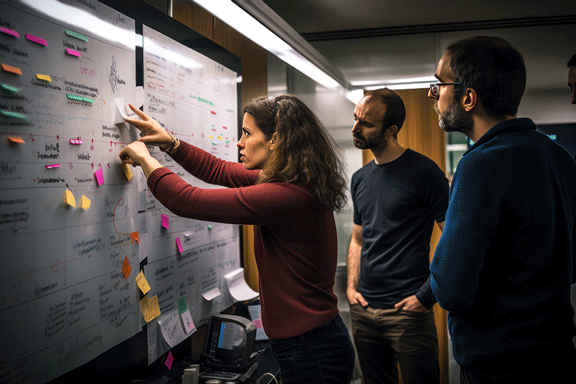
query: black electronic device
[{"left": 201, "top": 314, "right": 259, "bottom": 372}]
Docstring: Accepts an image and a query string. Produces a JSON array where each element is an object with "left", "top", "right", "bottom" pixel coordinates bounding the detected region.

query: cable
[{"left": 256, "top": 372, "right": 278, "bottom": 384}]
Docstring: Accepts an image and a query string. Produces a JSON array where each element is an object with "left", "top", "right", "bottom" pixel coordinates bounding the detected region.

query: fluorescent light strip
[
  {"left": 367, "top": 82, "right": 431, "bottom": 90},
  {"left": 351, "top": 76, "right": 436, "bottom": 87},
  {"left": 193, "top": 0, "right": 342, "bottom": 89}
]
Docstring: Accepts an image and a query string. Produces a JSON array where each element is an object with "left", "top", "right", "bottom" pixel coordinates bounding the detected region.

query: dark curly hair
[{"left": 242, "top": 95, "right": 348, "bottom": 211}]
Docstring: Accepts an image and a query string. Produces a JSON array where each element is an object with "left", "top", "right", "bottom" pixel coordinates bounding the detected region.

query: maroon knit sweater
[{"left": 147, "top": 141, "right": 339, "bottom": 339}]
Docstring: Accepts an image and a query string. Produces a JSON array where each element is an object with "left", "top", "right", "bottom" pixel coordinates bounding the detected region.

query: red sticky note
[
  {"left": 165, "top": 351, "right": 174, "bottom": 370},
  {"left": 176, "top": 237, "right": 183, "bottom": 253},
  {"left": 94, "top": 168, "right": 104, "bottom": 185},
  {"left": 130, "top": 231, "right": 140, "bottom": 244},
  {"left": 161, "top": 214, "right": 169, "bottom": 229},
  {"left": 122, "top": 256, "right": 132, "bottom": 279}
]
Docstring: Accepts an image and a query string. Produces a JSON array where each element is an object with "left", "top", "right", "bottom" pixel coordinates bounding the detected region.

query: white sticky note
[
  {"left": 202, "top": 287, "right": 221, "bottom": 301},
  {"left": 135, "top": 86, "right": 144, "bottom": 109},
  {"left": 112, "top": 97, "right": 138, "bottom": 125},
  {"left": 181, "top": 309, "right": 196, "bottom": 334},
  {"left": 224, "top": 268, "right": 259, "bottom": 302},
  {"left": 139, "top": 232, "right": 150, "bottom": 263},
  {"left": 158, "top": 310, "right": 188, "bottom": 348}
]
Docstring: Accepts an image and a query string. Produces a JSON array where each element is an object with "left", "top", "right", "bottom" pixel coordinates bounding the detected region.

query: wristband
[{"left": 160, "top": 133, "right": 178, "bottom": 153}]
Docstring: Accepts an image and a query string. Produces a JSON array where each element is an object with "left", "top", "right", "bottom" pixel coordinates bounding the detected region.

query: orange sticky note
[
  {"left": 140, "top": 294, "right": 161, "bottom": 322},
  {"left": 136, "top": 270, "right": 151, "bottom": 294},
  {"left": 8, "top": 137, "right": 25, "bottom": 144},
  {"left": 122, "top": 256, "right": 132, "bottom": 279},
  {"left": 1, "top": 63, "right": 22, "bottom": 75},
  {"left": 130, "top": 231, "right": 140, "bottom": 244}
]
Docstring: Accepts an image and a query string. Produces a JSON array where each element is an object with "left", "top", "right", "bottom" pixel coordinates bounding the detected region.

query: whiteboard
[
  {"left": 0, "top": 1, "right": 139, "bottom": 383},
  {"left": 140, "top": 25, "right": 241, "bottom": 365},
  {"left": 0, "top": 1, "right": 242, "bottom": 382}
]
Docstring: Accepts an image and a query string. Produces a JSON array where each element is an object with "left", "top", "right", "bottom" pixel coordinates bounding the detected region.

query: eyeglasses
[{"left": 429, "top": 82, "right": 461, "bottom": 99}]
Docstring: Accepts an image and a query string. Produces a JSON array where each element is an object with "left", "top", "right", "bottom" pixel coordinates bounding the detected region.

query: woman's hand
[
  {"left": 119, "top": 141, "right": 151, "bottom": 167},
  {"left": 119, "top": 141, "right": 164, "bottom": 178},
  {"left": 124, "top": 104, "right": 172, "bottom": 147}
]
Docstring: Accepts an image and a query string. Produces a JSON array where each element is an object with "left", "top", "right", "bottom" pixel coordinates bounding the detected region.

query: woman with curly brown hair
[{"left": 120, "top": 95, "right": 355, "bottom": 383}]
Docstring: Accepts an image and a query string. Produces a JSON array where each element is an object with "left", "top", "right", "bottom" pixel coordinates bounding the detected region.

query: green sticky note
[
  {"left": 65, "top": 29, "right": 89, "bottom": 42},
  {"left": 81, "top": 97, "right": 94, "bottom": 104},
  {"left": 67, "top": 94, "right": 83, "bottom": 101},
  {"left": 1, "top": 83, "right": 19, "bottom": 93},
  {"left": 178, "top": 297, "right": 187, "bottom": 315},
  {"left": 0, "top": 110, "right": 27, "bottom": 119}
]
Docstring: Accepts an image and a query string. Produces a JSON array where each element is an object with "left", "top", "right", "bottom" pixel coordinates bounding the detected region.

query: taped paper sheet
[{"left": 224, "top": 268, "right": 259, "bottom": 302}]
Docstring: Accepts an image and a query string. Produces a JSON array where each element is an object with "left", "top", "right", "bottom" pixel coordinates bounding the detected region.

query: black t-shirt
[{"left": 351, "top": 149, "right": 449, "bottom": 309}]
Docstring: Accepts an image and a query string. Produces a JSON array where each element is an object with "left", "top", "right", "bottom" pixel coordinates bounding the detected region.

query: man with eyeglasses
[{"left": 428, "top": 36, "right": 576, "bottom": 384}]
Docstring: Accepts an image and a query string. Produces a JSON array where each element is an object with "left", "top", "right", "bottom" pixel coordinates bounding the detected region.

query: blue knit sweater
[{"left": 431, "top": 118, "right": 576, "bottom": 369}]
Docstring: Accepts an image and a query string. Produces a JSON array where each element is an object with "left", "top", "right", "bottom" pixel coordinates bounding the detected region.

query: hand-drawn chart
[
  {"left": 0, "top": 1, "right": 139, "bottom": 383},
  {"left": 140, "top": 25, "right": 241, "bottom": 365}
]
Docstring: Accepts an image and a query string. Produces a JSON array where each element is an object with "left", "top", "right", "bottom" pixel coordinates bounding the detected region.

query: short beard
[
  {"left": 436, "top": 98, "right": 474, "bottom": 136},
  {"left": 353, "top": 134, "right": 388, "bottom": 151}
]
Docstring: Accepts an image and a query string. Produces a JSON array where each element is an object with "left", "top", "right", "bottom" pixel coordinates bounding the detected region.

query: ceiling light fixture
[{"left": 192, "top": 0, "right": 349, "bottom": 90}]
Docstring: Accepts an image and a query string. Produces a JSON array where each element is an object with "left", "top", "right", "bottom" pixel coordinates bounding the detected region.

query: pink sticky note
[
  {"left": 94, "top": 168, "right": 104, "bottom": 185},
  {"left": 253, "top": 319, "right": 262, "bottom": 328},
  {"left": 0, "top": 27, "right": 19, "bottom": 38},
  {"left": 161, "top": 214, "right": 169, "bottom": 229},
  {"left": 165, "top": 351, "right": 174, "bottom": 370},
  {"left": 69, "top": 138, "right": 83, "bottom": 145},
  {"left": 25, "top": 33, "right": 48, "bottom": 46},
  {"left": 65, "top": 47, "right": 81, "bottom": 58},
  {"left": 176, "top": 237, "right": 183, "bottom": 253},
  {"left": 45, "top": 164, "right": 60, "bottom": 169}
]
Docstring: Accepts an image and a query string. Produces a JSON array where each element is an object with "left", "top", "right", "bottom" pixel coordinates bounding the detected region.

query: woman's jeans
[{"left": 269, "top": 314, "right": 355, "bottom": 384}]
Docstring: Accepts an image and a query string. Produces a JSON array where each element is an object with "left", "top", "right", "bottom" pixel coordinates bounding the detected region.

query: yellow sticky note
[
  {"left": 122, "top": 163, "right": 133, "bottom": 181},
  {"left": 136, "top": 270, "right": 151, "bottom": 295},
  {"left": 78, "top": 195, "right": 91, "bottom": 210},
  {"left": 140, "top": 294, "right": 161, "bottom": 322},
  {"left": 63, "top": 190, "right": 76, "bottom": 207},
  {"left": 36, "top": 73, "right": 52, "bottom": 82}
]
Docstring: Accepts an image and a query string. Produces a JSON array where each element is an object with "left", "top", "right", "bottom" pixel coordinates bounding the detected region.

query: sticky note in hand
[{"left": 122, "top": 163, "right": 133, "bottom": 181}]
